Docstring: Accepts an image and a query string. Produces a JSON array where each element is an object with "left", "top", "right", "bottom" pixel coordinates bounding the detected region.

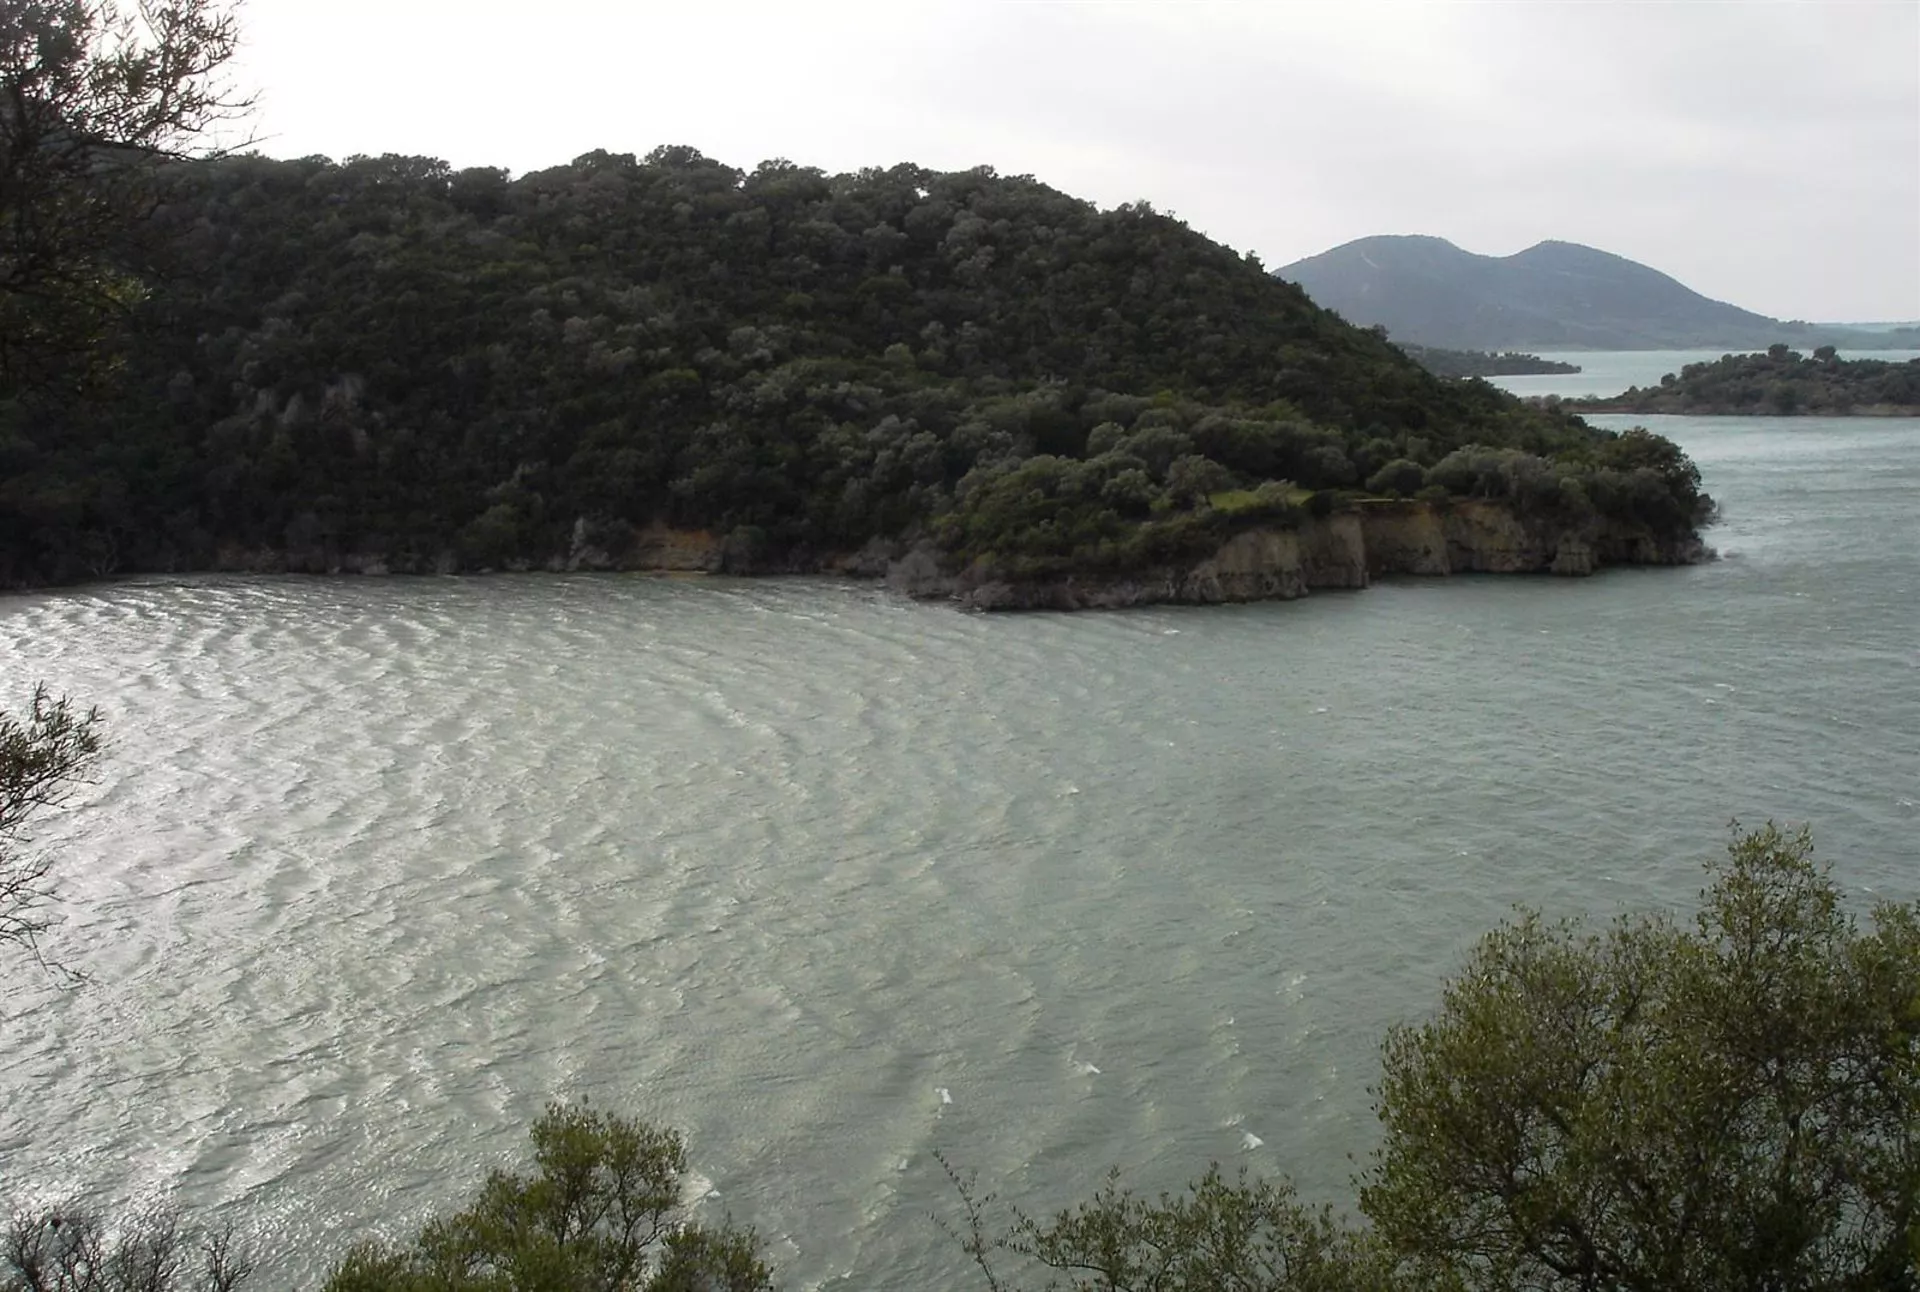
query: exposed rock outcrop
[
  {"left": 887, "top": 501, "right": 1705, "bottom": 611},
  {"left": 628, "top": 522, "right": 723, "bottom": 572},
  {"left": 190, "top": 503, "right": 1701, "bottom": 612}
]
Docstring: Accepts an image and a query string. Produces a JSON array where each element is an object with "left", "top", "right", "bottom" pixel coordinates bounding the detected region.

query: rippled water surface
[{"left": 2, "top": 414, "right": 1917, "bottom": 1287}]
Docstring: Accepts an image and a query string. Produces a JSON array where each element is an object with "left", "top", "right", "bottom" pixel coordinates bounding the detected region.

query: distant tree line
[
  {"left": 1571, "top": 344, "right": 1920, "bottom": 416},
  {"left": 1393, "top": 341, "right": 1581, "bottom": 379}
]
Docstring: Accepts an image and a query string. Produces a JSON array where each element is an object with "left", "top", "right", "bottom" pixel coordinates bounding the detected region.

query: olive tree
[
  {"left": 952, "top": 824, "right": 1917, "bottom": 1291},
  {"left": 1361, "top": 823, "right": 1920, "bottom": 1290},
  {"left": 0, "top": 685, "right": 104, "bottom": 975},
  {"left": 943, "top": 1159, "right": 1388, "bottom": 1292},
  {"left": 323, "top": 1102, "right": 773, "bottom": 1292}
]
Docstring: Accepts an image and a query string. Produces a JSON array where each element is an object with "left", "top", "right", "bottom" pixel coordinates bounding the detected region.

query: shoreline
[
  {"left": 4, "top": 500, "right": 1710, "bottom": 611},
  {"left": 1566, "top": 401, "right": 1920, "bottom": 417}
]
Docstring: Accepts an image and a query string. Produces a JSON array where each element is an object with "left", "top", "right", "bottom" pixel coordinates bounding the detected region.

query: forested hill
[
  {"left": 1569, "top": 346, "right": 1920, "bottom": 416},
  {"left": 1279, "top": 235, "right": 1816, "bottom": 351},
  {"left": 1, "top": 149, "right": 1707, "bottom": 585}
]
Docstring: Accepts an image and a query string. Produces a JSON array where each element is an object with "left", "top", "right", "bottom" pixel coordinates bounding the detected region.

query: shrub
[{"left": 322, "top": 1102, "right": 771, "bottom": 1292}]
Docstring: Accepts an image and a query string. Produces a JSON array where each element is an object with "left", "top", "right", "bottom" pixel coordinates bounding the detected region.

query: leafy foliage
[
  {"left": 2, "top": 147, "right": 1708, "bottom": 585},
  {"left": 946, "top": 1159, "right": 1388, "bottom": 1292},
  {"left": 947, "top": 824, "right": 1918, "bottom": 1291},
  {"left": 1362, "top": 823, "right": 1920, "bottom": 1290},
  {"left": 0, "top": 685, "right": 104, "bottom": 976},
  {"left": 0, "top": 0, "right": 247, "bottom": 392},
  {"left": 322, "top": 1101, "right": 771, "bottom": 1292}
]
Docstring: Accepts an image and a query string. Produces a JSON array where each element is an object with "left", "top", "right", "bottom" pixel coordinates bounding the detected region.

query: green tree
[
  {"left": 0, "top": 685, "right": 104, "bottom": 975},
  {"left": 1361, "top": 823, "right": 1920, "bottom": 1290},
  {"left": 323, "top": 1102, "right": 772, "bottom": 1292},
  {"left": 1164, "top": 454, "right": 1234, "bottom": 508},
  {"left": 0, "top": 0, "right": 248, "bottom": 391},
  {"left": 954, "top": 824, "right": 1917, "bottom": 1290},
  {"left": 1364, "top": 458, "right": 1425, "bottom": 498},
  {"left": 946, "top": 1160, "right": 1387, "bottom": 1292}
]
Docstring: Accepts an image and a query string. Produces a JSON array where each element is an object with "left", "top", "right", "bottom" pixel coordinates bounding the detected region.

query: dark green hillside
[{"left": 1, "top": 149, "right": 1706, "bottom": 585}]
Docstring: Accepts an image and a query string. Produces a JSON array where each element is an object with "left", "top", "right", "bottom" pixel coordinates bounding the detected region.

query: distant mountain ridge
[{"left": 1277, "top": 236, "right": 1885, "bottom": 351}]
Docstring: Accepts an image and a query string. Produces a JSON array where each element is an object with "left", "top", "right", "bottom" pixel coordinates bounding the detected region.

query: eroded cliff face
[
  {"left": 1360, "top": 500, "right": 1618, "bottom": 577},
  {"left": 898, "top": 501, "right": 1704, "bottom": 611},
  {"left": 192, "top": 501, "right": 1702, "bottom": 611}
]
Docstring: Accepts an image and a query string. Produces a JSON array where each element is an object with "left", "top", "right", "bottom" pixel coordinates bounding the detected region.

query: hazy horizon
[{"left": 223, "top": 1, "right": 1918, "bottom": 323}]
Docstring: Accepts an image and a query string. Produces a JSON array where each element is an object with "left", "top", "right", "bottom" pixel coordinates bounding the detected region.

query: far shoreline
[{"left": 1561, "top": 401, "right": 1920, "bottom": 417}]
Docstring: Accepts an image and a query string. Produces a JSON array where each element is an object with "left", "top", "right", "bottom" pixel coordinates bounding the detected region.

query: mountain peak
[{"left": 1278, "top": 237, "right": 1778, "bottom": 349}]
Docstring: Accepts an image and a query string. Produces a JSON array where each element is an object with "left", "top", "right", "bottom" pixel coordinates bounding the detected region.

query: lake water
[{"left": 2, "top": 407, "right": 1917, "bottom": 1287}]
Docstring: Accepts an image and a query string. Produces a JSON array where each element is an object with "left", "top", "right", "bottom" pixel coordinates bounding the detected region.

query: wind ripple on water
[{"left": 0, "top": 418, "right": 1916, "bottom": 1286}]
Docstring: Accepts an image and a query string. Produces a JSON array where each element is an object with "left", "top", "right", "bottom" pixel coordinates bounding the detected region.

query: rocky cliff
[
  {"left": 190, "top": 501, "right": 1703, "bottom": 611},
  {"left": 888, "top": 501, "right": 1705, "bottom": 611}
]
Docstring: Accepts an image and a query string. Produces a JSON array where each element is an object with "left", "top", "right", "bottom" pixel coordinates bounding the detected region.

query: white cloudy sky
[{"left": 226, "top": 0, "right": 1919, "bottom": 322}]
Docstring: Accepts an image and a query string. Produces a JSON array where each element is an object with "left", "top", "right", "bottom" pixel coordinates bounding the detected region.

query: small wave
[{"left": 1073, "top": 1060, "right": 1101, "bottom": 1076}]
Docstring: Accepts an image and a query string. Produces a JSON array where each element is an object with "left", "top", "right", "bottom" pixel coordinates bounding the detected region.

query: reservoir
[{"left": 2, "top": 412, "right": 1915, "bottom": 1287}]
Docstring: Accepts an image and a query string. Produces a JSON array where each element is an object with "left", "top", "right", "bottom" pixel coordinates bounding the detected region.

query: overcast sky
[{"left": 226, "top": 0, "right": 1919, "bottom": 322}]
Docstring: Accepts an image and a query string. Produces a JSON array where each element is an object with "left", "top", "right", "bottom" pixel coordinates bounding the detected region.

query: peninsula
[
  {"left": 1395, "top": 343, "right": 1581, "bottom": 379},
  {"left": 2, "top": 150, "right": 1711, "bottom": 605},
  {"left": 1568, "top": 346, "right": 1920, "bottom": 416}
]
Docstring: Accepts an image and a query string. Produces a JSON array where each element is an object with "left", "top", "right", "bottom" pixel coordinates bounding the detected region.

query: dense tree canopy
[
  {"left": 1, "top": 147, "right": 1709, "bottom": 587},
  {"left": 0, "top": 0, "right": 246, "bottom": 392}
]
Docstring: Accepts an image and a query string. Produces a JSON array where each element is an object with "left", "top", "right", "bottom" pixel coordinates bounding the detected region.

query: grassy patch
[{"left": 1208, "top": 484, "right": 1310, "bottom": 515}]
